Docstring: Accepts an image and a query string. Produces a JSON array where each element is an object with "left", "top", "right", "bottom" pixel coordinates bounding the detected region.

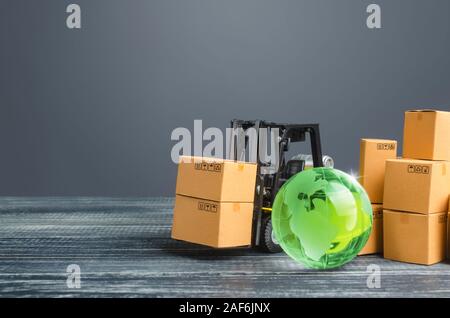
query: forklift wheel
[{"left": 261, "top": 217, "right": 283, "bottom": 253}]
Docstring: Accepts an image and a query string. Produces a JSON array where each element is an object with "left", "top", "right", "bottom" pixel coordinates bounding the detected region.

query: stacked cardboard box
[
  {"left": 448, "top": 196, "right": 450, "bottom": 259},
  {"left": 171, "top": 156, "right": 257, "bottom": 248},
  {"left": 358, "top": 139, "right": 397, "bottom": 255},
  {"left": 383, "top": 110, "right": 450, "bottom": 265},
  {"left": 359, "top": 204, "right": 383, "bottom": 255}
]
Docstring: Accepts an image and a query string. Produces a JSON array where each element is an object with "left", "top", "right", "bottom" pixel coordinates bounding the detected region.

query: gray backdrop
[{"left": 1, "top": 0, "right": 449, "bottom": 196}]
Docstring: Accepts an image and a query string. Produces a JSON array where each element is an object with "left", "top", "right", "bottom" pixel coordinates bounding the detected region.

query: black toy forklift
[{"left": 229, "top": 120, "right": 328, "bottom": 253}]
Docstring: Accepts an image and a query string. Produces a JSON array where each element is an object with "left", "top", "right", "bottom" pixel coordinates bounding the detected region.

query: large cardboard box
[
  {"left": 383, "top": 159, "right": 450, "bottom": 214},
  {"left": 403, "top": 110, "right": 450, "bottom": 161},
  {"left": 359, "top": 204, "right": 383, "bottom": 255},
  {"left": 383, "top": 209, "right": 447, "bottom": 265},
  {"left": 448, "top": 211, "right": 450, "bottom": 259},
  {"left": 175, "top": 156, "right": 257, "bottom": 202},
  {"left": 359, "top": 139, "right": 397, "bottom": 203},
  {"left": 448, "top": 197, "right": 450, "bottom": 259},
  {"left": 171, "top": 195, "right": 254, "bottom": 248}
]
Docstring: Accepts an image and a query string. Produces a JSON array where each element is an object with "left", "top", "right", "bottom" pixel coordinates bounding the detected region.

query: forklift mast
[{"left": 229, "top": 119, "right": 324, "bottom": 249}]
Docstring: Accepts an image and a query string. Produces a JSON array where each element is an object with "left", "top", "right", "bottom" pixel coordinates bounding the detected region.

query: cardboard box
[
  {"left": 448, "top": 211, "right": 450, "bottom": 259},
  {"left": 359, "top": 204, "right": 383, "bottom": 255},
  {"left": 403, "top": 110, "right": 450, "bottom": 161},
  {"left": 383, "top": 209, "right": 447, "bottom": 265},
  {"left": 359, "top": 138, "right": 397, "bottom": 203},
  {"left": 383, "top": 159, "right": 450, "bottom": 214},
  {"left": 175, "top": 156, "right": 257, "bottom": 202},
  {"left": 171, "top": 195, "right": 254, "bottom": 248},
  {"left": 448, "top": 197, "right": 450, "bottom": 259}
]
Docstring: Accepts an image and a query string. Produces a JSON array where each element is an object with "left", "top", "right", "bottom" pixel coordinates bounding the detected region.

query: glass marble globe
[{"left": 272, "top": 168, "right": 372, "bottom": 269}]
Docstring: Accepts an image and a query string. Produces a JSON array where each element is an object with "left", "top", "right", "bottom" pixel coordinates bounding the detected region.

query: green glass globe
[{"left": 272, "top": 167, "right": 372, "bottom": 269}]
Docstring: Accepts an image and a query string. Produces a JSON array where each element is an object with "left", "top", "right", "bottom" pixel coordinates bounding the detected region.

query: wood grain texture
[{"left": 0, "top": 197, "right": 449, "bottom": 298}]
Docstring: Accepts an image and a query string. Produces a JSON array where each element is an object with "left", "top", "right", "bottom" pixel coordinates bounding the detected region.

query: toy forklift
[{"left": 229, "top": 120, "right": 328, "bottom": 253}]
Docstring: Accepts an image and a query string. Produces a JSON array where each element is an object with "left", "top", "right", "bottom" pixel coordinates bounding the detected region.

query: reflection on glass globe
[{"left": 272, "top": 168, "right": 372, "bottom": 269}]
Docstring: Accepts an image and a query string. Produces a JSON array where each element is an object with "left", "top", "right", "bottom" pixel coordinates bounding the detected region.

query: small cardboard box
[
  {"left": 359, "top": 138, "right": 397, "bottom": 203},
  {"left": 403, "top": 110, "right": 450, "bottom": 161},
  {"left": 383, "top": 159, "right": 450, "bottom": 214},
  {"left": 171, "top": 195, "right": 254, "bottom": 248},
  {"left": 359, "top": 204, "right": 383, "bottom": 255},
  {"left": 383, "top": 209, "right": 447, "bottom": 265},
  {"left": 175, "top": 156, "right": 257, "bottom": 202}
]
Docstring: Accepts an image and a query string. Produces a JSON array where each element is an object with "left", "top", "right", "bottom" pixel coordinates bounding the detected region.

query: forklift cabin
[{"left": 229, "top": 120, "right": 324, "bottom": 252}]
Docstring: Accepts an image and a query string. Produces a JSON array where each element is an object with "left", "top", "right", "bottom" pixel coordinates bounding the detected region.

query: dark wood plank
[{"left": 0, "top": 197, "right": 449, "bottom": 297}]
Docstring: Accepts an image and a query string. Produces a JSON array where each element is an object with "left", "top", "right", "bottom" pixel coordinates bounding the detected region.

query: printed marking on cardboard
[
  {"left": 377, "top": 143, "right": 396, "bottom": 151},
  {"left": 194, "top": 162, "right": 222, "bottom": 173},
  {"left": 407, "top": 164, "right": 430, "bottom": 174},
  {"left": 373, "top": 210, "right": 383, "bottom": 219},
  {"left": 198, "top": 201, "right": 218, "bottom": 213}
]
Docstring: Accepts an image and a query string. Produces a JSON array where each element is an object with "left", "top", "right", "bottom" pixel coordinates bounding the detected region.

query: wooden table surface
[{"left": 1, "top": 197, "right": 449, "bottom": 298}]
